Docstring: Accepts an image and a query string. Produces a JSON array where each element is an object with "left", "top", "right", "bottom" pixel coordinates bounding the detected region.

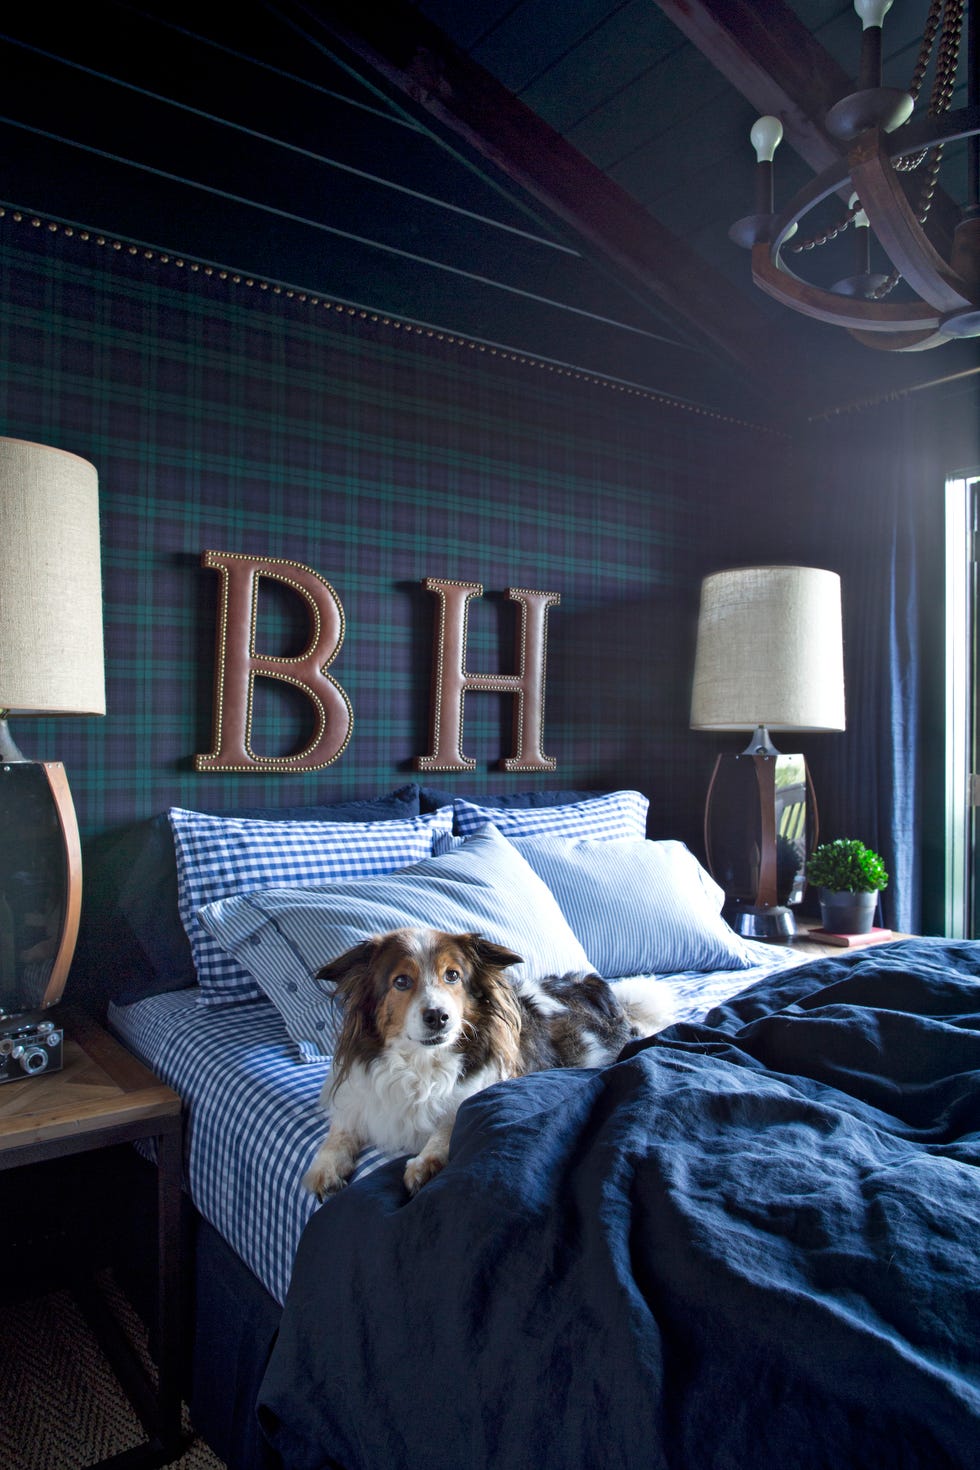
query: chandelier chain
[
  {"left": 906, "top": 0, "right": 945, "bottom": 107},
  {"left": 788, "top": 206, "right": 859, "bottom": 253},
  {"left": 895, "top": 0, "right": 963, "bottom": 170}
]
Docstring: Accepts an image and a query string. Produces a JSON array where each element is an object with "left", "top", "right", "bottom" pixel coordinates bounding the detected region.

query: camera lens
[{"left": 18, "top": 1045, "right": 48, "bottom": 1075}]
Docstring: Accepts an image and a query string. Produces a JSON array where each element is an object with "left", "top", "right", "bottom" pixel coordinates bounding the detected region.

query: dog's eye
[
  {"left": 392, "top": 974, "right": 413, "bottom": 991},
  {"left": 444, "top": 969, "right": 461, "bottom": 984}
]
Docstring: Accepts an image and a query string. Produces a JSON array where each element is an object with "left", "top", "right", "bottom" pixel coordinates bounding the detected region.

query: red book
[{"left": 807, "top": 926, "right": 895, "bottom": 949}]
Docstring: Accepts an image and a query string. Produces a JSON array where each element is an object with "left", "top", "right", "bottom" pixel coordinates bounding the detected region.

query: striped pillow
[
  {"left": 196, "top": 824, "right": 592, "bottom": 1061},
  {"left": 169, "top": 806, "right": 454, "bottom": 1006},
  {"left": 453, "top": 789, "right": 648, "bottom": 840},
  {"left": 508, "top": 835, "right": 757, "bottom": 978}
]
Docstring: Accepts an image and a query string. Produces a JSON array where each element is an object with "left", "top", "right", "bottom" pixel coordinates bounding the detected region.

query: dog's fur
[{"left": 303, "top": 926, "right": 673, "bottom": 1198}]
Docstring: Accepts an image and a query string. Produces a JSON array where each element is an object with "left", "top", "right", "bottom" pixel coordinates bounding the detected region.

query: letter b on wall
[{"left": 196, "top": 551, "right": 353, "bottom": 772}]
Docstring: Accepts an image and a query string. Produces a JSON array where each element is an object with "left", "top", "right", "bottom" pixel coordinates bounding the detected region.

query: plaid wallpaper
[{"left": 0, "top": 219, "right": 788, "bottom": 850}]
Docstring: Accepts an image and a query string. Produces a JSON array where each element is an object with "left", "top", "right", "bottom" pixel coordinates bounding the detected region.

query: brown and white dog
[{"left": 303, "top": 926, "right": 672, "bottom": 1199}]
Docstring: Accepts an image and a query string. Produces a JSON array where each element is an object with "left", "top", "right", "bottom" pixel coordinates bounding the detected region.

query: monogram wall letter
[
  {"left": 196, "top": 551, "right": 353, "bottom": 773},
  {"left": 416, "top": 577, "right": 560, "bottom": 773}
]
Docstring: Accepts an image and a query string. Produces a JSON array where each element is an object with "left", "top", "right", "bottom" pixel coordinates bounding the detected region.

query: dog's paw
[
  {"left": 303, "top": 1158, "right": 350, "bottom": 1201},
  {"left": 403, "top": 1151, "right": 446, "bottom": 1195},
  {"left": 304, "top": 1128, "right": 361, "bottom": 1201}
]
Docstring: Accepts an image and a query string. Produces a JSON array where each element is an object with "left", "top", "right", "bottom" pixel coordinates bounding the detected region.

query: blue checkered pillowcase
[
  {"left": 452, "top": 789, "right": 649, "bottom": 840},
  {"left": 169, "top": 806, "right": 454, "bottom": 1006}
]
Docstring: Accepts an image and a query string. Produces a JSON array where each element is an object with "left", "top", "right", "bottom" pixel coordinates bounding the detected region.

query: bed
[{"left": 79, "top": 785, "right": 980, "bottom": 1470}]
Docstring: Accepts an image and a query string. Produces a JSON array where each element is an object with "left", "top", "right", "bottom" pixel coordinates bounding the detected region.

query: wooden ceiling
[{"left": 0, "top": 0, "right": 974, "bottom": 422}]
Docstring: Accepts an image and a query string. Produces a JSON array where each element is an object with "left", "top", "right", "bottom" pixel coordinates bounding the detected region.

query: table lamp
[
  {"left": 690, "top": 565, "right": 845, "bottom": 938},
  {"left": 0, "top": 438, "right": 104, "bottom": 1035}
]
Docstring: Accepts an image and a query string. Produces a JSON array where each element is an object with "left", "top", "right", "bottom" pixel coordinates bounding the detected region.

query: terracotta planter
[{"left": 818, "top": 888, "right": 878, "bottom": 935}]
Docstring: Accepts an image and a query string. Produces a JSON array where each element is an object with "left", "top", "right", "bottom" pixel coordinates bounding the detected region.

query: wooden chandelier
[{"left": 731, "top": 0, "right": 979, "bottom": 352}]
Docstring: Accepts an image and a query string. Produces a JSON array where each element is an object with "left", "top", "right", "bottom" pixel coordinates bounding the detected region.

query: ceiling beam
[
  {"left": 298, "top": 0, "right": 803, "bottom": 388},
  {"left": 652, "top": 0, "right": 956, "bottom": 250},
  {"left": 652, "top": 0, "right": 850, "bottom": 174}
]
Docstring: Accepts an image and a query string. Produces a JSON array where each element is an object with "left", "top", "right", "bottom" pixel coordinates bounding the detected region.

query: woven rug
[{"left": 0, "top": 1269, "right": 226, "bottom": 1469}]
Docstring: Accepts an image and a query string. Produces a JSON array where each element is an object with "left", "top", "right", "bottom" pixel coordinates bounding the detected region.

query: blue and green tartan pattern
[{"left": 0, "top": 221, "right": 779, "bottom": 844}]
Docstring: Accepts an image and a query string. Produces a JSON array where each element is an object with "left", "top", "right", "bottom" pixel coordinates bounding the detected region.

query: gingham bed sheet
[
  {"left": 107, "top": 939, "right": 803, "bottom": 1307},
  {"left": 107, "top": 991, "right": 360, "bottom": 1305}
]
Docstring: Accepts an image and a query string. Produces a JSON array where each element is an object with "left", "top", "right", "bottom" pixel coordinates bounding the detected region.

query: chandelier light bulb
[
  {"left": 750, "top": 116, "right": 783, "bottom": 163},
  {"left": 854, "top": 0, "right": 893, "bottom": 28}
]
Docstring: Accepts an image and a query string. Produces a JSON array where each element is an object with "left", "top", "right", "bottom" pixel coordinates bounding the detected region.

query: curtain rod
[{"left": 807, "top": 364, "right": 980, "bottom": 422}]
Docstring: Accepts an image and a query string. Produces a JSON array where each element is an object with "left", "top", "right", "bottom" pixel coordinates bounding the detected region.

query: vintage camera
[{"left": 0, "top": 1014, "right": 64, "bottom": 1084}]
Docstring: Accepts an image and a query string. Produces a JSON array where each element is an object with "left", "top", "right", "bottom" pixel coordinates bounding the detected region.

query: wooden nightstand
[
  {"left": 773, "top": 917, "right": 911, "bottom": 958},
  {"left": 0, "top": 1006, "right": 184, "bottom": 1467}
]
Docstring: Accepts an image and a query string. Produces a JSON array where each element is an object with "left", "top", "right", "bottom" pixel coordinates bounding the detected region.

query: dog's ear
[
  {"left": 322, "top": 938, "right": 387, "bottom": 1095},
  {"left": 315, "top": 938, "right": 380, "bottom": 984},
  {"left": 459, "top": 935, "right": 524, "bottom": 971},
  {"left": 457, "top": 935, "right": 524, "bottom": 1074}
]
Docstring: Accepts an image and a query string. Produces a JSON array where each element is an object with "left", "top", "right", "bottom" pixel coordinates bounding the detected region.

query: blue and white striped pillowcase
[
  {"left": 508, "top": 835, "right": 758, "bottom": 978},
  {"left": 169, "top": 806, "right": 454, "bottom": 1006},
  {"left": 452, "top": 789, "right": 649, "bottom": 840}
]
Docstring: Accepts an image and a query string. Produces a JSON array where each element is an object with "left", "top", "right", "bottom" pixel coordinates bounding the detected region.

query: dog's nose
[{"left": 422, "top": 1007, "right": 450, "bottom": 1032}]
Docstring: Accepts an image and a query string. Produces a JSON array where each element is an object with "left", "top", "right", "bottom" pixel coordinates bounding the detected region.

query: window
[{"left": 945, "top": 474, "right": 979, "bottom": 938}]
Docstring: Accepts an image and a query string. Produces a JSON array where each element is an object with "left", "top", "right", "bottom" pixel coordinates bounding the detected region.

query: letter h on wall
[{"left": 416, "top": 578, "right": 560, "bottom": 773}]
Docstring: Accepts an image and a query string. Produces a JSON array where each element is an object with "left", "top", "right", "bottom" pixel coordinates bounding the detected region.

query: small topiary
[{"left": 806, "top": 839, "right": 889, "bottom": 894}]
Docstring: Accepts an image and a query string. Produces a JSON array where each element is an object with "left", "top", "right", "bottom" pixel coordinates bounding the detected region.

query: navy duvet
[{"left": 258, "top": 940, "right": 980, "bottom": 1470}]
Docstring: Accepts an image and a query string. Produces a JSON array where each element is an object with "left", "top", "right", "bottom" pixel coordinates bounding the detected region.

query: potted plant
[{"left": 805, "top": 839, "right": 889, "bottom": 934}]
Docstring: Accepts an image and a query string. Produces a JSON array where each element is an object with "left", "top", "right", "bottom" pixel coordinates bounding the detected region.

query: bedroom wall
[{"left": 0, "top": 219, "right": 795, "bottom": 858}]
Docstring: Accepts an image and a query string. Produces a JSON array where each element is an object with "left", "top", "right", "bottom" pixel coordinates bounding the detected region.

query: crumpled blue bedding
[{"left": 258, "top": 939, "right": 980, "bottom": 1470}]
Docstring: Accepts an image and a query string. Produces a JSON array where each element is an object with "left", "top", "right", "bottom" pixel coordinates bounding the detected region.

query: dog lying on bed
[{"left": 303, "top": 926, "right": 672, "bottom": 1199}]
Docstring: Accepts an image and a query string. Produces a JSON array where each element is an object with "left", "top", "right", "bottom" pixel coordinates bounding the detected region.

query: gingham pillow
[
  {"left": 452, "top": 789, "right": 648, "bottom": 840},
  {"left": 169, "top": 806, "right": 454, "bottom": 1006}
]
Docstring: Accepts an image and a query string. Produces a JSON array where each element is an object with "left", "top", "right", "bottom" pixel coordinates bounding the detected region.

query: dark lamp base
[
  {"left": 0, "top": 759, "right": 81, "bottom": 1017},
  {"left": 704, "top": 751, "right": 815, "bottom": 919},
  {"left": 729, "top": 905, "right": 798, "bottom": 941}
]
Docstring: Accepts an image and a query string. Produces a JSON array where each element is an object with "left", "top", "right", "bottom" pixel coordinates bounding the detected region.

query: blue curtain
[{"left": 796, "top": 376, "right": 979, "bottom": 935}]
